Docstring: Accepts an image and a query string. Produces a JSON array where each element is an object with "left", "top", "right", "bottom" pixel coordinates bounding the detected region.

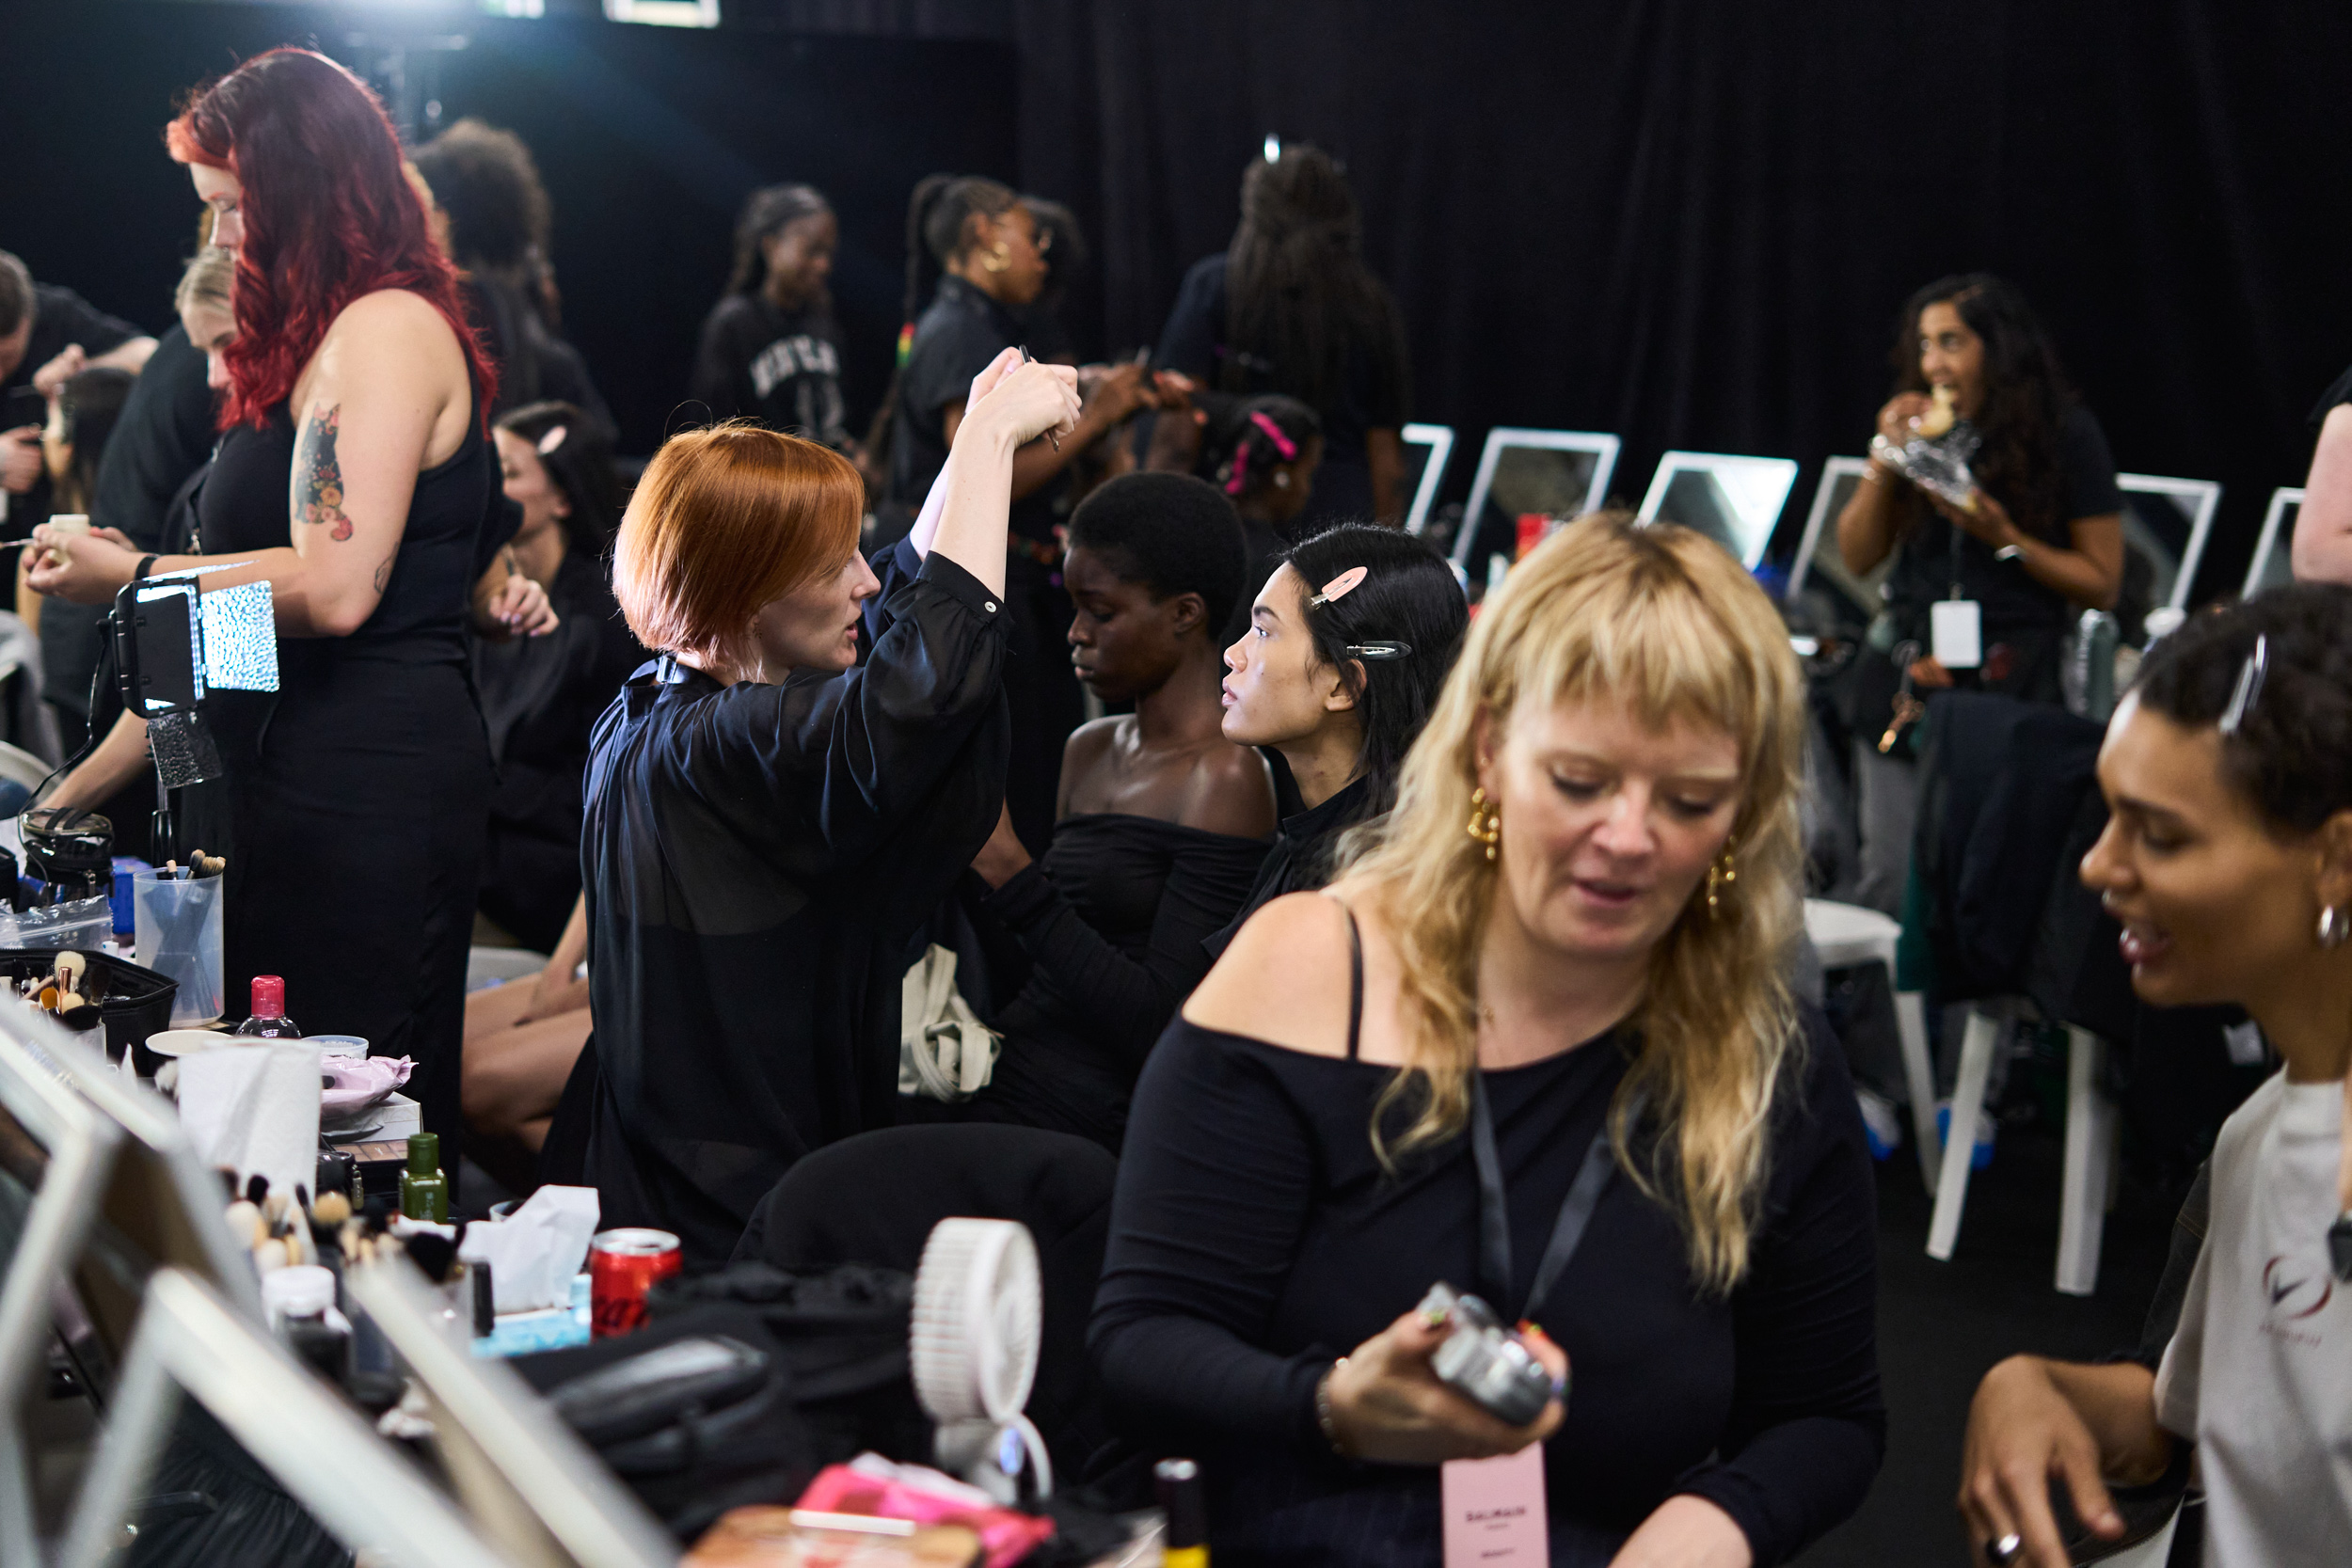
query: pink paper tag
[{"left": 1440, "top": 1445, "right": 1549, "bottom": 1567}]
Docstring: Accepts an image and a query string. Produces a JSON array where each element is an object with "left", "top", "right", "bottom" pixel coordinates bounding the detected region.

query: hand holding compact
[{"left": 1322, "top": 1307, "right": 1566, "bottom": 1466}]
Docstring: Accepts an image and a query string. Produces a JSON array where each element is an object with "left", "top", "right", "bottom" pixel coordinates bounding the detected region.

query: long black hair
[
  {"left": 723, "top": 182, "right": 833, "bottom": 299},
  {"left": 1223, "top": 145, "right": 1406, "bottom": 413},
  {"left": 52, "top": 367, "right": 135, "bottom": 515},
  {"left": 1889, "top": 273, "right": 2074, "bottom": 540},
  {"left": 1282, "top": 522, "right": 1468, "bottom": 814},
  {"left": 496, "top": 400, "right": 625, "bottom": 556}
]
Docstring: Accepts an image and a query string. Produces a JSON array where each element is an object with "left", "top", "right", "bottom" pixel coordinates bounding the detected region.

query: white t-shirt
[{"left": 2155, "top": 1071, "right": 2352, "bottom": 1565}]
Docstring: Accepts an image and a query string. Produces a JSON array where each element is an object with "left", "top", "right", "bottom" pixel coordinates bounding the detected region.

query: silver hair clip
[
  {"left": 1309, "top": 566, "right": 1368, "bottom": 608},
  {"left": 2218, "top": 633, "right": 2267, "bottom": 736},
  {"left": 1343, "top": 641, "right": 1412, "bottom": 661}
]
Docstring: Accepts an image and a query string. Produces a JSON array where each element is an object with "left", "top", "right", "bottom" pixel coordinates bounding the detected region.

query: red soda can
[
  {"left": 589, "top": 1227, "right": 681, "bottom": 1338},
  {"left": 1515, "top": 513, "right": 1549, "bottom": 562}
]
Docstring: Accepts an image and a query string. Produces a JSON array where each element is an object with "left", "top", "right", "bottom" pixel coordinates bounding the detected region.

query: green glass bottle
[{"left": 400, "top": 1132, "right": 449, "bottom": 1224}]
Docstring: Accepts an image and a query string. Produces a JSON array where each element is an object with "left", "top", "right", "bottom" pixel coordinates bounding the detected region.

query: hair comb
[
  {"left": 1309, "top": 567, "right": 1368, "bottom": 608},
  {"left": 2218, "top": 633, "right": 2267, "bottom": 736},
  {"left": 535, "top": 425, "right": 567, "bottom": 456}
]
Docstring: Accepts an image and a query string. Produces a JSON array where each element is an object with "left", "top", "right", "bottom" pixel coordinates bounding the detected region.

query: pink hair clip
[
  {"left": 536, "top": 425, "right": 568, "bottom": 456},
  {"left": 1248, "top": 409, "right": 1298, "bottom": 461},
  {"left": 1308, "top": 566, "right": 1368, "bottom": 607}
]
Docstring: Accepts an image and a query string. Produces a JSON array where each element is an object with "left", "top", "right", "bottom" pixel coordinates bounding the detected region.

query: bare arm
[
  {"left": 524, "top": 895, "right": 592, "bottom": 1021},
  {"left": 1606, "top": 1497, "right": 1753, "bottom": 1568},
  {"left": 925, "top": 351, "right": 1080, "bottom": 597},
  {"left": 90, "top": 337, "right": 158, "bottom": 378},
  {"left": 27, "top": 292, "right": 467, "bottom": 638},
  {"left": 1836, "top": 463, "right": 1905, "bottom": 576},
  {"left": 43, "top": 709, "right": 151, "bottom": 811},
  {"left": 1938, "top": 490, "right": 2122, "bottom": 611},
  {"left": 2294, "top": 404, "right": 2352, "bottom": 584},
  {"left": 1365, "top": 427, "right": 1405, "bottom": 525},
  {"left": 941, "top": 360, "right": 1148, "bottom": 503},
  {"left": 1958, "top": 1355, "right": 2169, "bottom": 1568}
]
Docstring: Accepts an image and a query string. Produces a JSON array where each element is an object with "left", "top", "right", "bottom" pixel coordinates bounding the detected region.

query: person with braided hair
[
  {"left": 689, "top": 182, "right": 854, "bottom": 455},
  {"left": 1201, "top": 393, "right": 1324, "bottom": 635},
  {"left": 1155, "top": 142, "right": 1410, "bottom": 527},
  {"left": 879, "top": 175, "right": 1158, "bottom": 851}
]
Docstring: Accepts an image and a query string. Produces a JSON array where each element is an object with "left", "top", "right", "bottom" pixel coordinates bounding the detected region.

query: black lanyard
[{"left": 1467, "top": 1071, "right": 1643, "bottom": 1323}]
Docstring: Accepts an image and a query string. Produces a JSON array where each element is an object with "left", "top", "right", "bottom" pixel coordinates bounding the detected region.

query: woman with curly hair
[
  {"left": 1095, "top": 515, "right": 1883, "bottom": 1565},
  {"left": 1833, "top": 273, "right": 2124, "bottom": 912}
]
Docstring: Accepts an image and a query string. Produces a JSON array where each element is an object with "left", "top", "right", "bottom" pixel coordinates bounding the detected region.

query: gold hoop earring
[
  {"left": 1466, "top": 786, "right": 1501, "bottom": 863},
  {"left": 981, "top": 243, "right": 1011, "bottom": 274},
  {"left": 1705, "top": 843, "right": 1739, "bottom": 915}
]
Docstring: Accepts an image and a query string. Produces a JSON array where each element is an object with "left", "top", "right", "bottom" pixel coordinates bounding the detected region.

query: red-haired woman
[
  {"left": 549, "top": 351, "right": 1075, "bottom": 1263},
  {"left": 29, "top": 49, "right": 548, "bottom": 1157}
]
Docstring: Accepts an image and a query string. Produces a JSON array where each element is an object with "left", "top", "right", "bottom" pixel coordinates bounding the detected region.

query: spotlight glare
[
  {"left": 604, "top": 0, "right": 720, "bottom": 24},
  {"left": 1263, "top": 134, "right": 1280, "bottom": 163}
]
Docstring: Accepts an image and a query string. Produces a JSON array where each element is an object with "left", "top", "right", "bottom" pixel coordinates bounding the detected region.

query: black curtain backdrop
[
  {"left": 0, "top": 1, "right": 1014, "bottom": 455},
  {"left": 1016, "top": 0, "right": 2352, "bottom": 599},
  {"left": 7, "top": 1, "right": 2349, "bottom": 597}
]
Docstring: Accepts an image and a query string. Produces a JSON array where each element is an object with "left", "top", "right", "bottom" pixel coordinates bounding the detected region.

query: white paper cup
[{"left": 144, "top": 1028, "right": 230, "bottom": 1058}]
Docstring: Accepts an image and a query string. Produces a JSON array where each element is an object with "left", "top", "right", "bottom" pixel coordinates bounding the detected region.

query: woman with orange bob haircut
[{"left": 549, "top": 350, "right": 1078, "bottom": 1262}]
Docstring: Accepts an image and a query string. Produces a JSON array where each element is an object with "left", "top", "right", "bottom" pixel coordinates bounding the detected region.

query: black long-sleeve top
[
  {"left": 1202, "top": 770, "right": 1375, "bottom": 960},
  {"left": 573, "top": 538, "right": 1009, "bottom": 1263},
  {"left": 965, "top": 814, "right": 1266, "bottom": 1148},
  {"left": 1090, "top": 1008, "right": 1883, "bottom": 1566}
]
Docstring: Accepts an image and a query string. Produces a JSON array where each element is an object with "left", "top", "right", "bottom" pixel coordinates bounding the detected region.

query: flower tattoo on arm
[{"left": 294, "top": 404, "right": 354, "bottom": 541}]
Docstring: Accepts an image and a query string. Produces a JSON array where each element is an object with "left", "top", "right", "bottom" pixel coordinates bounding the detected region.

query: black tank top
[{"left": 197, "top": 390, "right": 490, "bottom": 666}]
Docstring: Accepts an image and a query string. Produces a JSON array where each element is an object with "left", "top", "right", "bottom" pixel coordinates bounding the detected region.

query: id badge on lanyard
[
  {"left": 1439, "top": 1077, "right": 1642, "bottom": 1568},
  {"left": 1932, "top": 524, "right": 1982, "bottom": 669}
]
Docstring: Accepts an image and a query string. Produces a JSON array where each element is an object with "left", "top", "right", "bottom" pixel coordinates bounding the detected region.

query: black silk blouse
[{"left": 570, "top": 539, "right": 1009, "bottom": 1263}]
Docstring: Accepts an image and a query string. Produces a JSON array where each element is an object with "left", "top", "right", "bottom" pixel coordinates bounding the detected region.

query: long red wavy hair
[{"left": 167, "top": 48, "right": 494, "bottom": 431}]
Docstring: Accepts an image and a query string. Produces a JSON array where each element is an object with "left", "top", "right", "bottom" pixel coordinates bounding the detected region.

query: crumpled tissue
[
  {"left": 176, "top": 1042, "right": 321, "bottom": 1203},
  {"left": 321, "top": 1053, "right": 412, "bottom": 1117},
  {"left": 458, "top": 1184, "right": 599, "bottom": 1313}
]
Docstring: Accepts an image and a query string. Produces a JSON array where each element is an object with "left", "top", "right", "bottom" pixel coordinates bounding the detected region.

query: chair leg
[
  {"left": 2057, "top": 1026, "right": 2114, "bottom": 1296},
  {"left": 1927, "top": 1008, "right": 2000, "bottom": 1261},
  {"left": 1892, "top": 985, "right": 1940, "bottom": 1194}
]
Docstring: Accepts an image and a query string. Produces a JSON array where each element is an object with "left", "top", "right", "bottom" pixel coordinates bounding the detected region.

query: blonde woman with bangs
[{"left": 1093, "top": 515, "right": 1883, "bottom": 1567}]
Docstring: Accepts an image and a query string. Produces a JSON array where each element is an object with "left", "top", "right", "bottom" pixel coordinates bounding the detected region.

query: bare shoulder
[
  {"left": 1187, "top": 738, "right": 1277, "bottom": 837},
  {"left": 1063, "top": 715, "right": 1125, "bottom": 765},
  {"left": 1182, "top": 891, "right": 1355, "bottom": 1057}
]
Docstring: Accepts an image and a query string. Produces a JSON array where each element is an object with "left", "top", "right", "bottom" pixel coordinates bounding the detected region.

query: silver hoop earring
[{"left": 2321, "top": 905, "right": 2349, "bottom": 949}]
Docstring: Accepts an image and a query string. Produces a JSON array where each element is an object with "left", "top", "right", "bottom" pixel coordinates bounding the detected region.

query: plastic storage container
[
  {"left": 132, "top": 869, "right": 226, "bottom": 1027},
  {"left": 0, "top": 949, "right": 177, "bottom": 1073},
  {"left": 0, "top": 895, "right": 116, "bottom": 952}
]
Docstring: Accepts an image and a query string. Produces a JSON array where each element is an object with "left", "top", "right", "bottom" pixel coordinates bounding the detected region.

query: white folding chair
[
  {"left": 2242, "top": 486, "right": 2303, "bottom": 597},
  {"left": 1399, "top": 422, "right": 1456, "bottom": 537},
  {"left": 1804, "top": 899, "right": 1940, "bottom": 1192},
  {"left": 1928, "top": 1003, "right": 2121, "bottom": 1296}
]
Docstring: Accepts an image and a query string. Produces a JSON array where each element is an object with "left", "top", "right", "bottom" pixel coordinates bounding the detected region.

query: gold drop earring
[
  {"left": 981, "top": 242, "right": 1011, "bottom": 274},
  {"left": 1705, "top": 842, "right": 1739, "bottom": 915},
  {"left": 1466, "top": 786, "right": 1501, "bottom": 863}
]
